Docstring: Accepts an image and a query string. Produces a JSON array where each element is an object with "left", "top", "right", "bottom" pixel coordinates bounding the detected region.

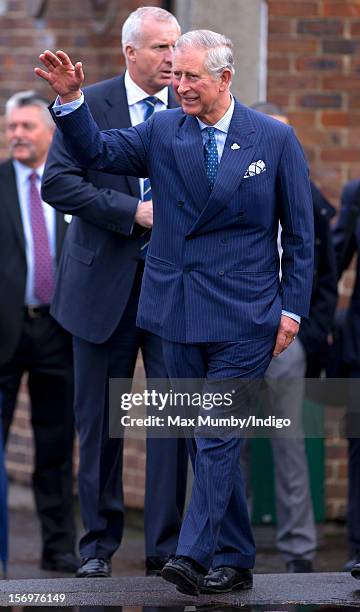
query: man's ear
[
  {"left": 219, "top": 68, "right": 232, "bottom": 91},
  {"left": 125, "top": 44, "right": 136, "bottom": 64}
]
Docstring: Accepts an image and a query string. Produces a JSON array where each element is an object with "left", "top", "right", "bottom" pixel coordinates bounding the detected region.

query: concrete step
[{"left": 0, "top": 572, "right": 358, "bottom": 607}]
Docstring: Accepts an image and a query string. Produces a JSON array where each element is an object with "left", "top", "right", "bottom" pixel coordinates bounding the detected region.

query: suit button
[
  {"left": 218, "top": 270, "right": 225, "bottom": 276},
  {"left": 221, "top": 238, "right": 228, "bottom": 244},
  {"left": 177, "top": 201, "right": 184, "bottom": 207},
  {"left": 184, "top": 267, "right": 192, "bottom": 273}
]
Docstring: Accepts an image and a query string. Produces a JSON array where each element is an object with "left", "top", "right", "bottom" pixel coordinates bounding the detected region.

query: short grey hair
[
  {"left": 175, "top": 30, "right": 235, "bottom": 80},
  {"left": 122, "top": 6, "right": 180, "bottom": 55},
  {"left": 5, "top": 90, "right": 53, "bottom": 128}
]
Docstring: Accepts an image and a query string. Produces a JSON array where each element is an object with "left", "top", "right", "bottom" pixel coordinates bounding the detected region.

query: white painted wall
[{"left": 174, "top": 0, "right": 268, "bottom": 106}]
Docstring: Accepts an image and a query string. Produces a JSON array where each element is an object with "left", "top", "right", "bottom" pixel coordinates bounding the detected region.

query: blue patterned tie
[
  {"left": 140, "top": 97, "right": 158, "bottom": 258},
  {"left": 204, "top": 127, "right": 219, "bottom": 190}
]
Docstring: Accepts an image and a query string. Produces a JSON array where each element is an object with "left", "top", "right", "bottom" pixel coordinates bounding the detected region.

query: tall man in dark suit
[
  {"left": 40, "top": 7, "right": 188, "bottom": 578},
  {"left": 0, "top": 91, "right": 77, "bottom": 573},
  {"left": 333, "top": 179, "right": 360, "bottom": 579},
  {"left": 36, "top": 29, "right": 314, "bottom": 594}
]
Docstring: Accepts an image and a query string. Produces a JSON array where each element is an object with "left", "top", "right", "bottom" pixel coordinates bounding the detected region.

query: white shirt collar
[
  {"left": 196, "top": 94, "right": 235, "bottom": 133},
  {"left": 124, "top": 70, "right": 168, "bottom": 107},
  {"left": 13, "top": 160, "right": 45, "bottom": 184}
]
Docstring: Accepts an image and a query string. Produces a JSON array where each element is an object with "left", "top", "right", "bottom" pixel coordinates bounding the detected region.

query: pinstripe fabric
[
  {"left": 52, "top": 99, "right": 314, "bottom": 346},
  {"left": 140, "top": 96, "right": 158, "bottom": 258},
  {"left": 162, "top": 337, "right": 272, "bottom": 568}
]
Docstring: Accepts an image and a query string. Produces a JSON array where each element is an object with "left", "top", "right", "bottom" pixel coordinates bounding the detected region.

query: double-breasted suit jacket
[{"left": 51, "top": 99, "right": 314, "bottom": 350}]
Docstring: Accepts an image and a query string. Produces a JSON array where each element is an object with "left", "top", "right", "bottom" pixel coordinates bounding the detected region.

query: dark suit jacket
[
  {"left": 48, "top": 100, "right": 314, "bottom": 348},
  {"left": 0, "top": 160, "right": 68, "bottom": 367},
  {"left": 43, "top": 75, "right": 178, "bottom": 344},
  {"left": 298, "top": 182, "right": 338, "bottom": 356},
  {"left": 333, "top": 179, "right": 360, "bottom": 367}
]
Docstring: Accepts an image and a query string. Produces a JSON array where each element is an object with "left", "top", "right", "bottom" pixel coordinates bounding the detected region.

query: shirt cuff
[
  {"left": 281, "top": 310, "right": 301, "bottom": 324},
  {"left": 52, "top": 92, "right": 85, "bottom": 116}
]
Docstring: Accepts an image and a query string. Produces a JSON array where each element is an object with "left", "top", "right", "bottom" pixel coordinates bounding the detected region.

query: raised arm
[{"left": 35, "top": 50, "right": 149, "bottom": 180}]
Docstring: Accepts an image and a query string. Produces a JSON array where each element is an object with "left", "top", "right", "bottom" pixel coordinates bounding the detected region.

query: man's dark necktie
[
  {"left": 203, "top": 126, "right": 219, "bottom": 190},
  {"left": 28, "top": 172, "right": 54, "bottom": 304},
  {"left": 139, "top": 96, "right": 158, "bottom": 259}
]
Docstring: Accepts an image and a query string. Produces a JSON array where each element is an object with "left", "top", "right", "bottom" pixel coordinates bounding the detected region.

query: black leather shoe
[
  {"left": 76, "top": 557, "right": 112, "bottom": 578},
  {"left": 146, "top": 555, "right": 172, "bottom": 576},
  {"left": 286, "top": 559, "right": 313, "bottom": 573},
  {"left": 351, "top": 562, "right": 360, "bottom": 579},
  {"left": 41, "top": 552, "right": 80, "bottom": 573},
  {"left": 200, "top": 566, "right": 253, "bottom": 594},
  {"left": 344, "top": 557, "right": 360, "bottom": 572},
  {"left": 161, "top": 555, "right": 206, "bottom": 596}
]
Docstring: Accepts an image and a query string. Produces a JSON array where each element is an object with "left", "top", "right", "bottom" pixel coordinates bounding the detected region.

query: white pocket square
[
  {"left": 64, "top": 214, "right": 72, "bottom": 224},
  {"left": 243, "top": 160, "right": 266, "bottom": 179}
]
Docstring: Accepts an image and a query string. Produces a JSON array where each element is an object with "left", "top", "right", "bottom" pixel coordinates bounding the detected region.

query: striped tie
[{"left": 140, "top": 96, "right": 158, "bottom": 258}]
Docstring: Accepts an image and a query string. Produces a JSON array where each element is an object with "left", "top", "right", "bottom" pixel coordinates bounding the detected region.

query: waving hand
[{"left": 34, "top": 50, "right": 84, "bottom": 103}]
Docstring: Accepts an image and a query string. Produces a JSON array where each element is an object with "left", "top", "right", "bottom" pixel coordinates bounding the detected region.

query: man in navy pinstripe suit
[{"left": 36, "top": 29, "right": 314, "bottom": 595}]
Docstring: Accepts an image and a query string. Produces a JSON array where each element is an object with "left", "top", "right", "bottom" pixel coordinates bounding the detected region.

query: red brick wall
[{"left": 267, "top": 0, "right": 360, "bottom": 205}]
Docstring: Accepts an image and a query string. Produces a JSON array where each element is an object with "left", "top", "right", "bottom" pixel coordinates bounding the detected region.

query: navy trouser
[{"left": 162, "top": 336, "right": 274, "bottom": 570}]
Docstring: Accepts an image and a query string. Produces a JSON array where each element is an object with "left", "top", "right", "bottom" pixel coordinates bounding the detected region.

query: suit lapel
[
  {"left": 102, "top": 75, "right": 132, "bottom": 129},
  {"left": 188, "top": 101, "right": 261, "bottom": 235},
  {"left": 0, "top": 161, "right": 26, "bottom": 254},
  {"left": 173, "top": 115, "right": 210, "bottom": 211}
]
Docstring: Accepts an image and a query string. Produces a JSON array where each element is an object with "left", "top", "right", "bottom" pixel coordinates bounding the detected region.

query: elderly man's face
[
  {"left": 126, "top": 17, "right": 180, "bottom": 95},
  {"left": 5, "top": 105, "right": 54, "bottom": 168},
  {"left": 172, "top": 47, "right": 230, "bottom": 125}
]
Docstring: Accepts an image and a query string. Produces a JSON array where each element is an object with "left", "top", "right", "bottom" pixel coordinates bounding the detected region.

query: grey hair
[
  {"left": 5, "top": 90, "right": 53, "bottom": 128},
  {"left": 121, "top": 6, "right": 180, "bottom": 55},
  {"left": 175, "top": 29, "right": 235, "bottom": 80}
]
